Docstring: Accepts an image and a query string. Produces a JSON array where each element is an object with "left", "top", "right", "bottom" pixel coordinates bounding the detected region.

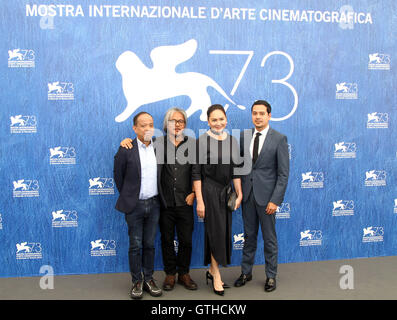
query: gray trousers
[{"left": 241, "top": 191, "right": 278, "bottom": 278}]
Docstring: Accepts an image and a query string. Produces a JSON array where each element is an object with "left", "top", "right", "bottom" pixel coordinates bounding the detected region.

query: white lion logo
[
  {"left": 333, "top": 200, "right": 345, "bottom": 210},
  {"left": 90, "top": 240, "right": 105, "bottom": 250},
  {"left": 10, "top": 115, "right": 25, "bottom": 126},
  {"left": 89, "top": 178, "right": 103, "bottom": 188},
  {"left": 367, "top": 112, "right": 379, "bottom": 123},
  {"left": 50, "top": 147, "right": 65, "bottom": 158},
  {"left": 13, "top": 180, "right": 28, "bottom": 191},
  {"left": 48, "top": 82, "right": 63, "bottom": 94},
  {"left": 8, "top": 49, "right": 23, "bottom": 61},
  {"left": 336, "top": 82, "right": 348, "bottom": 93},
  {"left": 16, "top": 242, "right": 31, "bottom": 253},
  {"left": 52, "top": 210, "right": 66, "bottom": 221},
  {"left": 300, "top": 230, "right": 312, "bottom": 240},
  {"left": 363, "top": 227, "right": 374, "bottom": 237},
  {"left": 301, "top": 172, "right": 314, "bottom": 182},
  {"left": 115, "top": 39, "right": 244, "bottom": 122},
  {"left": 365, "top": 170, "right": 377, "bottom": 181},
  {"left": 233, "top": 233, "right": 245, "bottom": 244},
  {"left": 369, "top": 53, "right": 381, "bottom": 64},
  {"left": 334, "top": 142, "right": 347, "bottom": 152}
]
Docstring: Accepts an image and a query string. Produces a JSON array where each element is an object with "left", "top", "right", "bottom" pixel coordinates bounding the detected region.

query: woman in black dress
[{"left": 193, "top": 104, "right": 243, "bottom": 296}]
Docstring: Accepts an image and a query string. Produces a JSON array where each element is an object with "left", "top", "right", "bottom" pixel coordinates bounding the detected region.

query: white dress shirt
[
  {"left": 137, "top": 138, "right": 158, "bottom": 199},
  {"left": 250, "top": 125, "right": 270, "bottom": 159}
]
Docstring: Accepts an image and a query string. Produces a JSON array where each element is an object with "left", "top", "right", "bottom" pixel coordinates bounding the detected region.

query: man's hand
[
  {"left": 185, "top": 192, "right": 195, "bottom": 206},
  {"left": 266, "top": 202, "right": 278, "bottom": 215},
  {"left": 120, "top": 138, "right": 133, "bottom": 149}
]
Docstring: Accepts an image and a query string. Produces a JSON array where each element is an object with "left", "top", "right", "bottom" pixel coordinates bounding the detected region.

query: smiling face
[
  {"left": 133, "top": 113, "right": 154, "bottom": 142},
  {"left": 252, "top": 104, "right": 271, "bottom": 131},
  {"left": 208, "top": 109, "right": 227, "bottom": 133}
]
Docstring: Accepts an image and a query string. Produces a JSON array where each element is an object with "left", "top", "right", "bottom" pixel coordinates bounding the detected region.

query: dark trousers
[
  {"left": 124, "top": 196, "right": 160, "bottom": 282},
  {"left": 159, "top": 205, "right": 194, "bottom": 275},
  {"left": 241, "top": 191, "right": 278, "bottom": 278}
]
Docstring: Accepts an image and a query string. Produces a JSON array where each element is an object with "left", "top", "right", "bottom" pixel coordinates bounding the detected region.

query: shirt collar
[
  {"left": 254, "top": 125, "right": 270, "bottom": 137},
  {"left": 137, "top": 138, "right": 153, "bottom": 148}
]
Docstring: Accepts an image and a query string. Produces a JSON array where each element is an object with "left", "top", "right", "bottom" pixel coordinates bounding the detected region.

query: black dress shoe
[
  {"left": 234, "top": 273, "right": 252, "bottom": 287},
  {"left": 144, "top": 279, "right": 163, "bottom": 297},
  {"left": 130, "top": 280, "right": 143, "bottom": 299},
  {"left": 264, "top": 278, "right": 276, "bottom": 292}
]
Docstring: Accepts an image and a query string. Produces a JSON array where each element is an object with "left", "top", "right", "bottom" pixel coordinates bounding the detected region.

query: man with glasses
[{"left": 120, "top": 107, "right": 198, "bottom": 291}]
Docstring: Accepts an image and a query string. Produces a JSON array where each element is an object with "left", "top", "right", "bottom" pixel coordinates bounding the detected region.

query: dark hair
[
  {"left": 207, "top": 104, "right": 226, "bottom": 119},
  {"left": 251, "top": 100, "right": 271, "bottom": 114},
  {"left": 133, "top": 111, "right": 152, "bottom": 126}
]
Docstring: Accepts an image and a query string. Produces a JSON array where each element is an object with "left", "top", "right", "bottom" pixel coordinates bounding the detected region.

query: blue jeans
[{"left": 124, "top": 196, "right": 160, "bottom": 282}]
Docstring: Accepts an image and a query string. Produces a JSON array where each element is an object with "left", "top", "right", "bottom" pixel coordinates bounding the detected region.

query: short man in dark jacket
[{"left": 114, "top": 112, "right": 166, "bottom": 299}]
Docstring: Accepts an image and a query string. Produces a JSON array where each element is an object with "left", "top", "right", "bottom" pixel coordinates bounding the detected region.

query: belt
[{"left": 138, "top": 195, "right": 159, "bottom": 202}]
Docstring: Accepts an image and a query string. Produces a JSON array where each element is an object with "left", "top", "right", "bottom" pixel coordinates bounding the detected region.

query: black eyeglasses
[{"left": 168, "top": 119, "right": 186, "bottom": 125}]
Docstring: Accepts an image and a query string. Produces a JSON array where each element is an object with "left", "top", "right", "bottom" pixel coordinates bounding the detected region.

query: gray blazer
[{"left": 239, "top": 127, "right": 289, "bottom": 207}]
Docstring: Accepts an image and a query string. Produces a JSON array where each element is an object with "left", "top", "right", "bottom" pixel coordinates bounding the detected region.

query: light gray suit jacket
[{"left": 239, "top": 127, "right": 289, "bottom": 207}]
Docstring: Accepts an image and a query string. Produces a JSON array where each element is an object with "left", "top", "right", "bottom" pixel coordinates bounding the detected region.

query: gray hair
[{"left": 162, "top": 107, "right": 188, "bottom": 131}]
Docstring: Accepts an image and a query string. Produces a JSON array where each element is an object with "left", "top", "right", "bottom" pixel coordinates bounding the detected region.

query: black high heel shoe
[
  {"left": 206, "top": 271, "right": 230, "bottom": 288},
  {"left": 206, "top": 271, "right": 224, "bottom": 296}
]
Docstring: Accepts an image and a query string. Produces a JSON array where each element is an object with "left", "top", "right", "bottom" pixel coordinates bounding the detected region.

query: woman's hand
[
  {"left": 120, "top": 138, "right": 133, "bottom": 149},
  {"left": 234, "top": 194, "right": 243, "bottom": 211},
  {"left": 196, "top": 200, "right": 205, "bottom": 219}
]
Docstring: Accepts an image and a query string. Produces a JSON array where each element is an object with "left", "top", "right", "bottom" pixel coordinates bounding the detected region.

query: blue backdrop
[{"left": 1, "top": 0, "right": 396, "bottom": 277}]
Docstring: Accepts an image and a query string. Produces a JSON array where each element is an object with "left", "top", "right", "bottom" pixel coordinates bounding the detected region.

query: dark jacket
[{"left": 113, "top": 138, "right": 165, "bottom": 214}]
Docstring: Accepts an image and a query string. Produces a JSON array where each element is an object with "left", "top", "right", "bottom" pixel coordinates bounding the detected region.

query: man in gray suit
[{"left": 234, "top": 100, "right": 289, "bottom": 292}]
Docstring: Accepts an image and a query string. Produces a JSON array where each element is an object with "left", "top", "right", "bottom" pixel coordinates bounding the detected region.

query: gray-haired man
[{"left": 120, "top": 108, "right": 198, "bottom": 291}]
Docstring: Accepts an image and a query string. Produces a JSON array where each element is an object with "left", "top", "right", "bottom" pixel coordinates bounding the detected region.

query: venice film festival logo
[
  {"left": 362, "top": 227, "right": 383, "bottom": 243},
  {"left": 47, "top": 81, "right": 74, "bottom": 100},
  {"left": 335, "top": 82, "right": 358, "bottom": 99},
  {"left": 299, "top": 230, "right": 322, "bottom": 246},
  {"left": 115, "top": 38, "right": 298, "bottom": 123},
  {"left": 367, "top": 112, "right": 388, "bottom": 129},
  {"left": 51, "top": 210, "right": 78, "bottom": 228},
  {"left": 8, "top": 49, "right": 35, "bottom": 68},
  {"left": 333, "top": 142, "right": 356, "bottom": 159},
  {"left": 365, "top": 170, "right": 386, "bottom": 187},
  {"left": 275, "top": 203, "right": 291, "bottom": 219},
  {"left": 13, "top": 179, "right": 39, "bottom": 198},
  {"left": 368, "top": 53, "right": 390, "bottom": 70},
  {"left": 301, "top": 172, "right": 324, "bottom": 189},
  {"left": 16, "top": 242, "right": 42, "bottom": 260},
  {"left": 332, "top": 200, "right": 354, "bottom": 217},
  {"left": 49, "top": 147, "right": 76, "bottom": 165},
  {"left": 233, "top": 233, "right": 245, "bottom": 250},
  {"left": 10, "top": 115, "right": 37, "bottom": 134},
  {"left": 90, "top": 239, "right": 116, "bottom": 257},
  {"left": 88, "top": 177, "right": 114, "bottom": 195}
]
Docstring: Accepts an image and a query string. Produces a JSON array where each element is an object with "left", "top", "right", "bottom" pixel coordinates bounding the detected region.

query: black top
[
  {"left": 161, "top": 135, "right": 197, "bottom": 207},
  {"left": 192, "top": 132, "right": 240, "bottom": 186}
]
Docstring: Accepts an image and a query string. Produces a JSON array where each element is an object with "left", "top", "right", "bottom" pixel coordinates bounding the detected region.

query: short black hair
[
  {"left": 207, "top": 104, "right": 226, "bottom": 119},
  {"left": 133, "top": 111, "right": 152, "bottom": 126},
  {"left": 251, "top": 100, "right": 271, "bottom": 114}
]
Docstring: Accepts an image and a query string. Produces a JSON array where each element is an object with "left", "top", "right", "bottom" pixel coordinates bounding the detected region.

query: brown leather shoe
[
  {"left": 178, "top": 273, "right": 198, "bottom": 290},
  {"left": 163, "top": 274, "right": 176, "bottom": 291}
]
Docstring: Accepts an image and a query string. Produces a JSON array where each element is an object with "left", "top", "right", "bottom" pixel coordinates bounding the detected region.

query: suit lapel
[
  {"left": 254, "top": 127, "right": 273, "bottom": 167},
  {"left": 132, "top": 138, "right": 141, "bottom": 180}
]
